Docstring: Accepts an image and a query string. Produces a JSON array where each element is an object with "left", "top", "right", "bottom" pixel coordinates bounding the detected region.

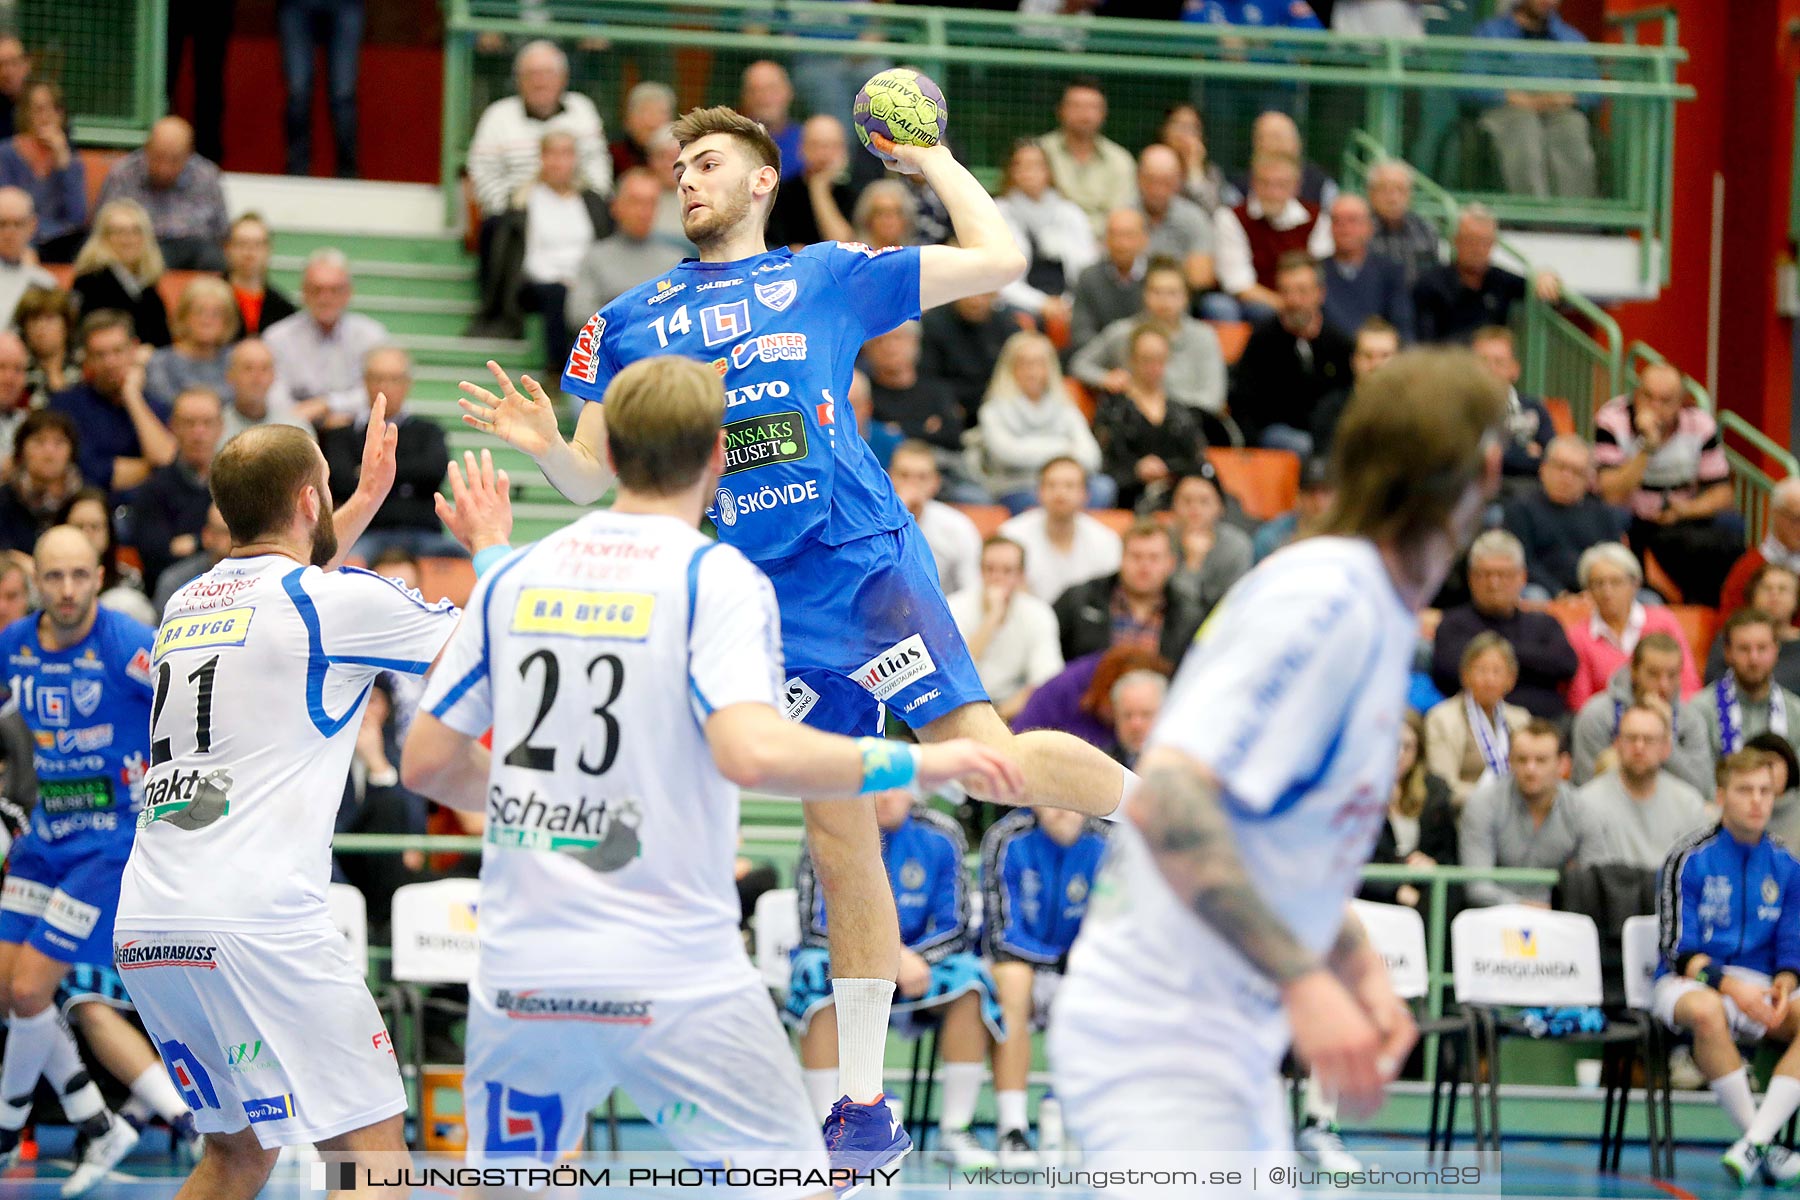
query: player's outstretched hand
[
  {"left": 436, "top": 448, "right": 513, "bottom": 556},
  {"left": 918, "top": 739, "right": 1026, "bottom": 805},
  {"left": 1286, "top": 970, "right": 1388, "bottom": 1118},
  {"left": 458, "top": 360, "right": 562, "bottom": 460},
  {"left": 869, "top": 133, "right": 944, "bottom": 177},
  {"left": 356, "top": 392, "right": 400, "bottom": 504}
]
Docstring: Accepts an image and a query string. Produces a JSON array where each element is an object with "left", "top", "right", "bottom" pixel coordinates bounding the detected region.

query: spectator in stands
[
  {"left": 1503, "top": 434, "right": 1627, "bottom": 599},
  {"left": 978, "top": 331, "right": 1106, "bottom": 513},
  {"left": 1158, "top": 103, "right": 1227, "bottom": 215},
  {"left": 1578, "top": 704, "right": 1708, "bottom": 869},
  {"left": 1686, "top": 609, "right": 1800, "bottom": 765},
  {"left": 949, "top": 535, "right": 1065, "bottom": 722},
  {"left": 1071, "top": 258, "right": 1226, "bottom": 421},
  {"left": 644, "top": 128, "right": 696, "bottom": 254},
  {"left": 0, "top": 36, "right": 29, "bottom": 139},
  {"left": 1230, "top": 253, "right": 1352, "bottom": 457},
  {"left": 1070, "top": 209, "right": 1147, "bottom": 350},
  {"left": 996, "top": 140, "right": 1097, "bottom": 327},
  {"left": 1722, "top": 478, "right": 1800, "bottom": 616},
  {"left": 1756, "top": 733, "right": 1800, "bottom": 847},
  {"left": 466, "top": 39, "right": 610, "bottom": 316},
  {"left": 764, "top": 115, "right": 854, "bottom": 252},
  {"left": 1459, "top": 719, "right": 1598, "bottom": 905},
  {"left": 60, "top": 487, "right": 156, "bottom": 623},
  {"left": 1571, "top": 632, "right": 1712, "bottom": 793},
  {"left": 1333, "top": 0, "right": 1427, "bottom": 35},
  {"left": 0, "top": 187, "right": 51, "bottom": 327},
  {"left": 851, "top": 179, "right": 920, "bottom": 251},
  {"left": 1227, "top": 111, "right": 1338, "bottom": 211},
  {"left": 128, "top": 387, "right": 221, "bottom": 585},
  {"left": 1000, "top": 457, "right": 1123, "bottom": 602},
  {"left": 849, "top": 366, "right": 902, "bottom": 468},
  {"left": 0, "top": 555, "right": 29, "bottom": 626},
  {"left": 17, "top": 285, "right": 75, "bottom": 396},
  {"left": 50, "top": 310, "right": 175, "bottom": 495},
  {"left": 223, "top": 213, "right": 297, "bottom": 339},
  {"left": 1135, "top": 143, "right": 1221, "bottom": 309},
  {"left": 222, "top": 337, "right": 311, "bottom": 441},
  {"left": 958, "top": 806, "right": 1107, "bottom": 1166},
  {"left": 0, "top": 331, "right": 32, "bottom": 463},
  {"left": 146, "top": 275, "right": 238, "bottom": 410},
  {"left": 1053, "top": 519, "right": 1201, "bottom": 665},
  {"left": 1426, "top": 632, "right": 1532, "bottom": 808},
  {"left": 1470, "top": 325, "right": 1554, "bottom": 488},
  {"left": 1365, "top": 160, "right": 1441, "bottom": 290},
  {"left": 864, "top": 321, "right": 981, "bottom": 500},
  {"left": 608, "top": 80, "right": 675, "bottom": 178},
  {"left": 1215, "top": 152, "right": 1334, "bottom": 322},
  {"left": 889, "top": 440, "right": 983, "bottom": 595},
  {"left": 1414, "top": 205, "right": 1559, "bottom": 344},
  {"left": 1707, "top": 564, "right": 1800, "bottom": 698},
  {"left": 0, "top": 81, "right": 86, "bottom": 263},
  {"left": 320, "top": 346, "right": 452, "bottom": 559},
  {"left": 1097, "top": 668, "right": 1163, "bottom": 770},
  {"left": 1311, "top": 316, "right": 1400, "bottom": 456},
  {"left": 1430, "top": 529, "right": 1577, "bottom": 719},
  {"left": 1253, "top": 454, "right": 1333, "bottom": 562},
  {"left": 564, "top": 168, "right": 685, "bottom": 329},
  {"left": 1565, "top": 541, "right": 1702, "bottom": 710},
  {"left": 278, "top": 0, "right": 365, "bottom": 176},
  {"left": 1167, "top": 467, "right": 1253, "bottom": 624},
  {"left": 1037, "top": 78, "right": 1136, "bottom": 235},
  {"left": 263, "top": 247, "right": 390, "bottom": 422},
  {"left": 499, "top": 128, "right": 610, "bottom": 373},
  {"left": 70, "top": 199, "right": 172, "bottom": 347},
  {"left": 1361, "top": 710, "right": 1459, "bottom": 910},
  {"left": 1595, "top": 360, "right": 1740, "bottom": 606},
  {"left": 1092, "top": 326, "right": 1208, "bottom": 512},
  {"left": 1183, "top": 0, "right": 1322, "bottom": 27},
  {"left": 0, "top": 408, "right": 78, "bottom": 556},
  {"left": 922, "top": 292, "right": 1026, "bottom": 429},
  {"left": 97, "top": 116, "right": 228, "bottom": 271},
  {"left": 1471, "top": 0, "right": 1600, "bottom": 201},
  {"left": 739, "top": 61, "right": 802, "bottom": 180},
  {"left": 788, "top": 792, "right": 996, "bottom": 1124},
  {"left": 1320, "top": 192, "right": 1413, "bottom": 341}
]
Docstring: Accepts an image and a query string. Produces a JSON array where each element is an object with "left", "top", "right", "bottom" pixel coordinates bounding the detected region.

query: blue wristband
[
  {"left": 472, "top": 544, "right": 512, "bottom": 578},
  {"left": 859, "top": 738, "right": 920, "bottom": 794}
]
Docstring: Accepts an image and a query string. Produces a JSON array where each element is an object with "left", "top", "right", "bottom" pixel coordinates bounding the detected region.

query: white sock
[
  {"left": 130, "top": 1063, "right": 188, "bottom": 1122},
  {"left": 1303, "top": 1074, "right": 1339, "bottom": 1126},
  {"left": 832, "top": 978, "right": 895, "bottom": 1103},
  {"left": 0, "top": 1008, "right": 60, "bottom": 1121},
  {"left": 1102, "top": 767, "right": 1139, "bottom": 822},
  {"left": 937, "top": 1062, "right": 985, "bottom": 1134},
  {"left": 1711, "top": 1066, "right": 1758, "bottom": 1133},
  {"left": 996, "top": 1089, "right": 1028, "bottom": 1136},
  {"left": 802, "top": 1069, "right": 840, "bottom": 1123},
  {"left": 37, "top": 1009, "right": 103, "bottom": 1124},
  {"left": 1748, "top": 1074, "right": 1800, "bottom": 1144}
]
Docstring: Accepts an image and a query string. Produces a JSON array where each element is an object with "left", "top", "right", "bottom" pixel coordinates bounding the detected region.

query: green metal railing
[
  {"left": 442, "top": 0, "right": 1690, "bottom": 270},
  {"left": 20, "top": 0, "right": 168, "bottom": 146}
]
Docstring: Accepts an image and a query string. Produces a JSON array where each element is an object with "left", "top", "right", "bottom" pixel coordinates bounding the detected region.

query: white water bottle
[{"left": 1036, "top": 1093, "right": 1064, "bottom": 1164}]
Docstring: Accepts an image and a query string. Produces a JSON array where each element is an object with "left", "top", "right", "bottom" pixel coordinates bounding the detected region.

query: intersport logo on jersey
[{"left": 486, "top": 786, "right": 642, "bottom": 873}]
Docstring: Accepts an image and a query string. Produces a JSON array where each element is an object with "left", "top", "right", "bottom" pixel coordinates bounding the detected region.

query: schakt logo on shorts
[{"left": 854, "top": 634, "right": 936, "bottom": 702}]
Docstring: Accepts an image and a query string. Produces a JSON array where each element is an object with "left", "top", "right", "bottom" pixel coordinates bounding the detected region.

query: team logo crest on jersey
[
  {"left": 714, "top": 488, "right": 739, "bottom": 527},
  {"left": 567, "top": 313, "right": 607, "bottom": 385},
  {"left": 1067, "top": 876, "right": 1090, "bottom": 904},
  {"left": 754, "top": 279, "right": 797, "bottom": 312},
  {"left": 72, "top": 679, "right": 101, "bottom": 717},
  {"left": 700, "top": 300, "right": 751, "bottom": 347},
  {"left": 39, "top": 687, "right": 67, "bottom": 727},
  {"left": 900, "top": 861, "right": 926, "bottom": 890}
]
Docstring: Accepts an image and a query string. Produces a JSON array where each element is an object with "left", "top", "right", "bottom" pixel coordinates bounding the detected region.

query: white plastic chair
[{"left": 753, "top": 887, "right": 800, "bottom": 998}]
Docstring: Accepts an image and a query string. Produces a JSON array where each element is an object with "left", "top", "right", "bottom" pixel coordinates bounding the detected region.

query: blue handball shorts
[
  {"left": 0, "top": 831, "right": 128, "bottom": 967},
  {"left": 759, "top": 524, "right": 988, "bottom": 736}
]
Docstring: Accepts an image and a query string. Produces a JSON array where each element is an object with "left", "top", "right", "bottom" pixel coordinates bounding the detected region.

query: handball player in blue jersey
[{"left": 459, "top": 104, "right": 1133, "bottom": 1171}]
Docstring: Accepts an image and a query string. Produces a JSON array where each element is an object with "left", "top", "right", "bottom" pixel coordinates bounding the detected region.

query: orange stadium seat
[
  {"left": 1643, "top": 548, "right": 1683, "bottom": 605},
  {"left": 1545, "top": 398, "right": 1575, "bottom": 437},
  {"left": 1207, "top": 320, "right": 1252, "bottom": 366},
  {"left": 43, "top": 262, "right": 72, "bottom": 290},
  {"left": 78, "top": 148, "right": 124, "bottom": 216},
  {"left": 1545, "top": 594, "right": 1594, "bottom": 637},
  {"left": 1667, "top": 604, "right": 1720, "bottom": 663},
  {"left": 1043, "top": 305, "right": 1071, "bottom": 352},
  {"left": 1064, "top": 377, "right": 1096, "bottom": 423},
  {"left": 156, "top": 269, "right": 205, "bottom": 312},
  {"left": 1205, "top": 447, "right": 1299, "bottom": 522},
  {"left": 1093, "top": 508, "right": 1136, "bottom": 535},
  {"left": 956, "top": 503, "right": 1010, "bottom": 540},
  {"left": 420, "top": 556, "right": 476, "bottom": 608}
]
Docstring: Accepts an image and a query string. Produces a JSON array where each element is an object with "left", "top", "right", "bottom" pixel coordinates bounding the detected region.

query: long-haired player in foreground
[
  {"left": 403, "top": 356, "right": 1023, "bottom": 1199},
  {"left": 1049, "top": 350, "right": 1510, "bottom": 1196},
  {"left": 457, "top": 98, "right": 1134, "bottom": 1173}
]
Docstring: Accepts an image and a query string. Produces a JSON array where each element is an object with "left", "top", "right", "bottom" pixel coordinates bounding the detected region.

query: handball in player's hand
[{"left": 854, "top": 69, "right": 947, "bottom": 165}]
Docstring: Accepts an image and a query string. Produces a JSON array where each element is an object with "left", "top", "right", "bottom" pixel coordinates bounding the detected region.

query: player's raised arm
[
  {"left": 458, "top": 361, "right": 616, "bottom": 505},
  {"left": 878, "top": 138, "right": 1027, "bottom": 312}
]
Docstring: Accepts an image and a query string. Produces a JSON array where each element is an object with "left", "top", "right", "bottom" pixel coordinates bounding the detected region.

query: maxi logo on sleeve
[{"left": 721, "top": 410, "right": 808, "bottom": 477}]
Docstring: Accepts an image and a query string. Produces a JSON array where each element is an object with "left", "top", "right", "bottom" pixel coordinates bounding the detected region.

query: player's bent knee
[
  {"left": 1676, "top": 991, "right": 1730, "bottom": 1039},
  {"left": 205, "top": 1126, "right": 279, "bottom": 1169},
  {"left": 917, "top": 701, "right": 1009, "bottom": 747}
]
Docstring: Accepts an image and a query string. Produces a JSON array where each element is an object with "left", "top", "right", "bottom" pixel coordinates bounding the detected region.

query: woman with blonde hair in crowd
[
  {"left": 852, "top": 179, "right": 920, "bottom": 250},
  {"left": 1426, "top": 631, "right": 1531, "bottom": 808},
  {"left": 978, "top": 329, "right": 1106, "bottom": 512},
  {"left": 145, "top": 275, "right": 238, "bottom": 410},
  {"left": 71, "top": 198, "right": 170, "bottom": 347}
]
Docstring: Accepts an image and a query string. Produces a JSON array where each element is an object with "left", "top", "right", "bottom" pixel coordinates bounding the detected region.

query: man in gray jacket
[
  {"left": 1570, "top": 633, "right": 1713, "bottom": 794},
  {"left": 1460, "top": 720, "right": 1606, "bottom": 907},
  {"left": 1575, "top": 703, "right": 1708, "bottom": 871}
]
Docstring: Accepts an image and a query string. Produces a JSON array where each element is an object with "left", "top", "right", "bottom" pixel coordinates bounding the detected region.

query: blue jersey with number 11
[{"left": 560, "top": 242, "right": 922, "bottom": 563}]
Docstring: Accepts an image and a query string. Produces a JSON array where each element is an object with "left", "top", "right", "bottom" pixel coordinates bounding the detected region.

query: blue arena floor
[{"left": 0, "top": 1126, "right": 1778, "bottom": 1199}]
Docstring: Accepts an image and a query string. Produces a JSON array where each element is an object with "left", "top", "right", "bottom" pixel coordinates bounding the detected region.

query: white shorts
[
  {"left": 1048, "top": 978, "right": 1295, "bottom": 1200},
  {"left": 1652, "top": 970, "right": 1772, "bottom": 1041},
  {"left": 464, "top": 977, "right": 828, "bottom": 1199},
  {"left": 114, "top": 922, "right": 405, "bottom": 1148}
]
